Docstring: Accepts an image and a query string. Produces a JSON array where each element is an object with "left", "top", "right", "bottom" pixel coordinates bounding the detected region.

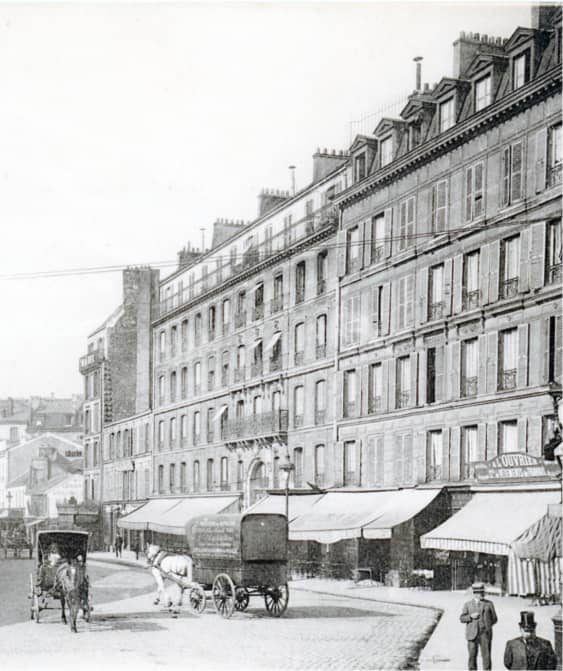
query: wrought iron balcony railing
[
  {"left": 548, "top": 264, "right": 562, "bottom": 285},
  {"left": 500, "top": 277, "right": 518, "bottom": 299},
  {"left": 270, "top": 296, "right": 284, "bottom": 314},
  {"left": 343, "top": 402, "right": 356, "bottom": 418},
  {"left": 498, "top": 368, "right": 517, "bottom": 391},
  {"left": 368, "top": 396, "right": 382, "bottom": 414},
  {"left": 426, "top": 465, "right": 442, "bottom": 482},
  {"left": 548, "top": 162, "right": 562, "bottom": 187},
  {"left": 270, "top": 357, "right": 282, "bottom": 373},
  {"left": 314, "top": 409, "right": 326, "bottom": 425},
  {"left": 315, "top": 344, "right": 327, "bottom": 360},
  {"left": 222, "top": 410, "right": 289, "bottom": 441},
  {"left": 294, "top": 351, "right": 304, "bottom": 366},
  {"left": 463, "top": 289, "right": 480, "bottom": 311},
  {"left": 429, "top": 302, "right": 444, "bottom": 321},
  {"left": 234, "top": 311, "right": 246, "bottom": 329},
  {"left": 396, "top": 392, "right": 410, "bottom": 408},
  {"left": 253, "top": 304, "right": 264, "bottom": 321},
  {"left": 79, "top": 349, "right": 104, "bottom": 374},
  {"left": 461, "top": 376, "right": 478, "bottom": 398},
  {"left": 295, "top": 288, "right": 305, "bottom": 304},
  {"left": 294, "top": 414, "right": 304, "bottom": 428}
]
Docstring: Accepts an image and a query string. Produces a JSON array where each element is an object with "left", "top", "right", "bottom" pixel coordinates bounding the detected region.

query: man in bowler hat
[
  {"left": 460, "top": 582, "right": 498, "bottom": 670},
  {"left": 504, "top": 611, "right": 557, "bottom": 670}
]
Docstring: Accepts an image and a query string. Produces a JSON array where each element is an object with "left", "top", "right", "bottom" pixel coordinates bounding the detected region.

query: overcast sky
[{"left": 0, "top": 1, "right": 532, "bottom": 398}]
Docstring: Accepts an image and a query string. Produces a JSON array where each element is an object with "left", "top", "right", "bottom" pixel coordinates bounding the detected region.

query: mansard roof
[
  {"left": 504, "top": 26, "right": 541, "bottom": 53},
  {"left": 465, "top": 53, "right": 508, "bottom": 79},
  {"left": 349, "top": 134, "right": 378, "bottom": 154},
  {"left": 373, "top": 117, "right": 406, "bottom": 138},
  {"left": 431, "top": 77, "right": 470, "bottom": 100},
  {"left": 399, "top": 95, "right": 435, "bottom": 121}
]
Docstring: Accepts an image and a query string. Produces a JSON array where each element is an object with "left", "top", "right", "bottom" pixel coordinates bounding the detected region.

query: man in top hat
[
  {"left": 503, "top": 611, "right": 557, "bottom": 670},
  {"left": 460, "top": 582, "right": 498, "bottom": 670}
]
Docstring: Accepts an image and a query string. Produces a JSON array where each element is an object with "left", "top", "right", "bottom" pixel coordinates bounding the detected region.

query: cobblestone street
[{"left": 0, "top": 561, "right": 439, "bottom": 671}]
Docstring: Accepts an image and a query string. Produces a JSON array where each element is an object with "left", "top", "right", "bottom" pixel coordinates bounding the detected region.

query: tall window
[
  {"left": 371, "top": 213, "right": 385, "bottom": 262},
  {"left": 346, "top": 226, "right": 361, "bottom": 273},
  {"left": 396, "top": 356, "right": 410, "bottom": 408},
  {"left": 380, "top": 136, "right": 392, "bottom": 167},
  {"left": 254, "top": 282, "right": 264, "bottom": 320},
  {"left": 354, "top": 153, "right": 366, "bottom": 181},
  {"left": 158, "top": 465, "right": 164, "bottom": 493},
  {"left": 317, "top": 252, "right": 327, "bottom": 295},
  {"left": 499, "top": 328, "right": 518, "bottom": 391},
  {"left": 181, "top": 319, "right": 188, "bottom": 352},
  {"left": 236, "top": 345, "right": 246, "bottom": 379},
  {"left": 314, "top": 445, "right": 325, "bottom": 487},
  {"left": 207, "top": 355, "right": 215, "bottom": 391},
  {"left": 158, "top": 421, "right": 164, "bottom": 450},
  {"left": 343, "top": 369, "right": 357, "bottom": 417},
  {"left": 500, "top": 236, "right": 520, "bottom": 299},
  {"left": 180, "top": 462, "right": 187, "bottom": 492},
  {"left": 158, "top": 375, "right": 165, "bottom": 405},
  {"left": 398, "top": 196, "right": 415, "bottom": 251},
  {"left": 465, "top": 162, "right": 484, "bottom": 222},
  {"left": 169, "top": 463, "right": 176, "bottom": 493},
  {"left": 170, "top": 325, "right": 177, "bottom": 357},
  {"left": 222, "top": 350, "right": 230, "bottom": 386},
  {"left": 439, "top": 97, "right": 455, "bottom": 132},
  {"left": 159, "top": 331, "right": 166, "bottom": 360},
  {"left": 272, "top": 390, "right": 281, "bottom": 415},
  {"left": 193, "top": 460, "right": 200, "bottom": 492},
  {"left": 294, "top": 322, "right": 305, "bottom": 365},
  {"left": 396, "top": 274, "right": 414, "bottom": 330},
  {"left": 252, "top": 340, "right": 262, "bottom": 375},
  {"left": 208, "top": 305, "right": 216, "bottom": 340},
  {"left": 461, "top": 339, "right": 478, "bottom": 398},
  {"left": 427, "top": 430, "right": 443, "bottom": 481},
  {"left": 461, "top": 426, "right": 478, "bottom": 480},
  {"left": 548, "top": 123, "right": 562, "bottom": 187},
  {"left": 193, "top": 411, "right": 201, "bottom": 444},
  {"left": 463, "top": 250, "right": 480, "bottom": 310},
  {"left": 253, "top": 395, "right": 262, "bottom": 415},
  {"left": 343, "top": 441, "right": 356, "bottom": 486},
  {"left": 169, "top": 370, "right": 177, "bottom": 403},
  {"left": 501, "top": 141, "right": 523, "bottom": 207},
  {"left": 220, "top": 457, "right": 229, "bottom": 491},
  {"left": 235, "top": 290, "right": 246, "bottom": 327},
  {"left": 236, "top": 461, "right": 244, "bottom": 490},
  {"left": 294, "top": 386, "right": 304, "bottom": 428},
  {"left": 207, "top": 408, "right": 214, "bottom": 442},
  {"left": 316, "top": 314, "right": 327, "bottom": 359},
  {"left": 546, "top": 219, "right": 562, "bottom": 284},
  {"left": 272, "top": 274, "right": 284, "bottom": 313},
  {"left": 315, "top": 380, "right": 326, "bottom": 424},
  {"left": 369, "top": 362, "right": 383, "bottom": 413},
  {"left": 194, "top": 313, "right": 202, "bottom": 345},
  {"left": 342, "top": 294, "right": 360, "bottom": 346},
  {"left": 475, "top": 74, "right": 491, "bottom": 111},
  {"left": 499, "top": 420, "right": 519, "bottom": 453},
  {"left": 180, "top": 414, "right": 187, "bottom": 444},
  {"left": 513, "top": 50, "right": 530, "bottom": 89},
  {"left": 431, "top": 180, "right": 448, "bottom": 233},
  {"left": 194, "top": 361, "right": 201, "bottom": 394},
  {"left": 222, "top": 299, "right": 231, "bottom": 335},
  {"left": 272, "top": 456, "right": 280, "bottom": 489},
  {"left": 429, "top": 265, "right": 444, "bottom": 320},
  {"left": 169, "top": 417, "right": 176, "bottom": 447},
  {"left": 206, "top": 458, "right": 214, "bottom": 491}
]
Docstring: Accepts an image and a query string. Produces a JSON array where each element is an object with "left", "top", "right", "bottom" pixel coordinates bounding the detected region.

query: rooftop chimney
[
  {"left": 257, "top": 188, "right": 291, "bottom": 217},
  {"left": 531, "top": 4, "right": 559, "bottom": 30},
  {"left": 414, "top": 56, "right": 423, "bottom": 92},
  {"left": 312, "top": 148, "right": 349, "bottom": 183}
]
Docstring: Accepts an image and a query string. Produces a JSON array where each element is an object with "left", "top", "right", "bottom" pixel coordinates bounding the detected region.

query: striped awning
[
  {"left": 511, "top": 514, "right": 562, "bottom": 562},
  {"left": 117, "top": 499, "right": 180, "bottom": 531},
  {"left": 245, "top": 493, "right": 324, "bottom": 524},
  {"left": 421, "top": 490, "right": 560, "bottom": 556},
  {"left": 148, "top": 496, "right": 240, "bottom": 535}
]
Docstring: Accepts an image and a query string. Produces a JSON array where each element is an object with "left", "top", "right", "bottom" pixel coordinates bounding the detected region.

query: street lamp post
[{"left": 279, "top": 458, "right": 295, "bottom": 521}]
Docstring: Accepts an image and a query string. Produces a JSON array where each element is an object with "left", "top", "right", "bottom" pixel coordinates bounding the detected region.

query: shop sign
[{"left": 473, "top": 452, "right": 560, "bottom": 482}]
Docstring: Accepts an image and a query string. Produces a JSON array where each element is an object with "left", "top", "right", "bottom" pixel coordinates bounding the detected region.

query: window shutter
[
  {"left": 360, "top": 221, "right": 367, "bottom": 270},
  {"left": 407, "top": 197, "right": 415, "bottom": 245},
  {"left": 478, "top": 334, "right": 488, "bottom": 395},
  {"left": 429, "top": 185, "right": 436, "bottom": 233},
  {"left": 418, "top": 349, "right": 427, "bottom": 405},
  {"left": 364, "top": 219, "right": 373, "bottom": 268},
  {"left": 488, "top": 240, "right": 500, "bottom": 303},
  {"left": 409, "top": 352, "right": 418, "bottom": 407},
  {"left": 381, "top": 360, "right": 390, "bottom": 412},
  {"left": 535, "top": 127, "right": 548, "bottom": 193},
  {"left": 511, "top": 142, "right": 523, "bottom": 203},
  {"left": 486, "top": 422, "right": 498, "bottom": 459},
  {"left": 381, "top": 282, "right": 391, "bottom": 336},
  {"left": 479, "top": 243, "right": 490, "bottom": 305},
  {"left": 406, "top": 274, "right": 415, "bottom": 327},
  {"left": 555, "top": 315, "right": 562, "bottom": 385},
  {"left": 438, "top": 180, "right": 448, "bottom": 232},
  {"left": 417, "top": 268, "right": 429, "bottom": 324},
  {"left": 450, "top": 426, "right": 461, "bottom": 482},
  {"left": 435, "top": 345, "right": 445, "bottom": 402},
  {"left": 334, "top": 441, "right": 344, "bottom": 487},
  {"left": 388, "top": 358, "right": 396, "bottom": 411},
  {"left": 441, "top": 428, "right": 451, "bottom": 482},
  {"left": 518, "top": 228, "right": 531, "bottom": 293},
  {"left": 486, "top": 331, "right": 498, "bottom": 393},
  {"left": 384, "top": 208, "right": 393, "bottom": 258},
  {"left": 443, "top": 258, "right": 453, "bottom": 316},
  {"left": 529, "top": 221, "right": 546, "bottom": 290},
  {"left": 370, "top": 286, "right": 379, "bottom": 339},
  {"left": 528, "top": 319, "right": 549, "bottom": 386},
  {"left": 477, "top": 423, "right": 487, "bottom": 461},
  {"left": 360, "top": 364, "right": 369, "bottom": 417},
  {"left": 474, "top": 163, "right": 484, "bottom": 218},
  {"left": 336, "top": 228, "right": 347, "bottom": 277},
  {"left": 501, "top": 146, "right": 511, "bottom": 207},
  {"left": 375, "top": 435, "right": 385, "bottom": 486},
  {"left": 415, "top": 430, "right": 426, "bottom": 484},
  {"left": 465, "top": 166, "right": 473, "bottom": 222},
  {"left": 366, "top": 435, "right": 376, "bottom": 486},
  {"left": 393, "top": 434, "right": 402, "bottom": 484},
  {"left": 450, "top": 341, "right": 461, "bottom": 400},
  {"left": 403, "top": 433, "right": 413, "bottom": 483},
  {"left": 399, "top": 201, "right": 407, "bottom": 252},
  {"left": 517, "top": 323, "right": 529, "bottom": 388},
  {"left": 452, "top": 254, "right": 463, "bottom": 313},
  {"left": 336, "top": 371, "right": 344, "bottom": 419},
  {"left": 518, "top": 417, "right": 528, "bottom": 454}
]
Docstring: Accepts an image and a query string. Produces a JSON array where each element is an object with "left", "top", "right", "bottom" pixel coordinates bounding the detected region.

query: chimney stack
[{"left": 414, "top": 56, "right": 423, "bottom": 92}]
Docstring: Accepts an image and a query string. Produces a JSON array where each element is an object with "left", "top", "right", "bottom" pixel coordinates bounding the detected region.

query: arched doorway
[{"left": 248, "top": 460, "right": 267, "bottom": 507}]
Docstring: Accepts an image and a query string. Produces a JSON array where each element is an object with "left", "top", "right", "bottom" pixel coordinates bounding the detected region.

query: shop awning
[
  {"left": 117, "top": 498, "right": 180, "bottom": 531},
  {"left": 363, "top": 489, "right": 442, "bottom": 539},
  {"left": 511, "top": 514, "right": 562, "bottom": 562},
  {"left": 290, "top": 490, "right": 398, "bottom": 544},
  {"left": 24, "top": 518, "right": 47, "bottom": 528},
  {"left": 420, "top": 490, "right": 561, "bottom": 556},
  {"left": 245, "top": 493, "right": 324, "bottom": 523},
  {"left": 149, "top": 495, "right": 240, "bottom": 535}
]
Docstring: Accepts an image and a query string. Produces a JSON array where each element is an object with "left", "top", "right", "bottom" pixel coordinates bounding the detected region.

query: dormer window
[
  {"left": 439, "top": 98, "right": 455, "bottom": 132},
  {"left": 380, "top": 137, "right": 392, "bottom": 167},
  {"left": 513, "top": 50, "right": 530, "bottom": 89},
  {"left": 475, "top": 75, "right": 491, "bottom": 112},
  {"left": 354, "top": 153, "right": 366, "bottom": 182}
]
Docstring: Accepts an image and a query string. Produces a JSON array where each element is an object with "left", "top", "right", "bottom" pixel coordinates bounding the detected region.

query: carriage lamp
[{"left": 279, "top": 459, "right": 295, "bottom": 521}]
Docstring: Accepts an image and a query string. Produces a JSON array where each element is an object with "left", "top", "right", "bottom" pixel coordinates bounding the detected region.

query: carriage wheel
[
  {"left": 264, "top": 583, "right": 289, "bottom": 617},
  {"left": 29, "top": 574, "right": 39, "bottom": 622},
  {"left": 234, "top": 587, "right": 249, "bottom": 612},
  {"left": 212, "top": 574, "right": 235, "bottom": 619},
  {"left": 187, "top": 585, "right": 206, "bottom": 615}
]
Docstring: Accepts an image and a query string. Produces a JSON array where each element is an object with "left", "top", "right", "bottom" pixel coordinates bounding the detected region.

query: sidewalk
[
  {"left": 290, "top": 578, "right": 561, "bottom": 671},
  {"left": 89, "top": 549, "right": 146, "bottom": 570}
]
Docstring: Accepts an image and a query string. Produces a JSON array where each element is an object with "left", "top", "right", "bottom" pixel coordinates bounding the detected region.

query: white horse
[{"left": 145, "top": 543, "right": 194, "bottom": 609}]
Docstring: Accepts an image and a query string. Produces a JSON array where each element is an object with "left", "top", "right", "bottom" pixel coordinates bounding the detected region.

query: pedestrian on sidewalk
[
  {"left": 503, "top": 611, "right": 557, "bottom": 670},
  {"left": 460, "top": 582, "right": 498, "bottom": 670},
  {"left": 132, "top": 539, "right": 140, "bottom": 561},
  {"left": 115, "top": 533, "right": 123, "bottom": 558}
]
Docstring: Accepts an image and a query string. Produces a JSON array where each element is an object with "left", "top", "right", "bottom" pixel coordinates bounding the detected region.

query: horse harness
[{"left": 150, "top": 549, "right": 172, "bottom": 570}]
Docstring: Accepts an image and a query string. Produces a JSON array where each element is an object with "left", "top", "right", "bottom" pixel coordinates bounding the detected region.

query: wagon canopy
[{"left": 36, "top": 530, "right": 88, "bottom": 562}]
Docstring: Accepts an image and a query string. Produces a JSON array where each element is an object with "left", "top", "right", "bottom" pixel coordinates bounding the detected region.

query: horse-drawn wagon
[
  {"left": 187, "top": 512, "right": 289, "bottom": 618},
  {"left": 28, "top": 529, "right": 91, "bottom": 631}
]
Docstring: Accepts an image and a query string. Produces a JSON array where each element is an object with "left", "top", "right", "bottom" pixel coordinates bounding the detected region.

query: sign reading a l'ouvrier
[{"left": 473, "top": 452, "right": 560, "bottom": 482}]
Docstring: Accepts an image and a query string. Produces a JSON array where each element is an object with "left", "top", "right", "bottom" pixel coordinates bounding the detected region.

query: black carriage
[
  {"left": 28, "top": 530, "right": 91, "bottom": 624},
  {"left": 186, "top": 512, "right": 289, "bottom": 619}
]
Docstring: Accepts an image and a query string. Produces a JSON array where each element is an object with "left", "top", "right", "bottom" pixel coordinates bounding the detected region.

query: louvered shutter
[
  {"left": 519, "top": 228, "right": 531, "bottom": 293},
  {"left": 535, "top": 127, "right": 548, "bottom": 193},
  {"left": 443, "top": 258, "right": 453, "bottom": 316},
  {"left": 529, "top": 222, "right": 546, "bottom": 290},
  {"left": 452, "top": 254, "right": 463, "bottom": 313},
  {"left": 488, "top": 240, "right": 500, "bottom": 303},
  {"left": 511, "top": 141, "right": 523, "bottom": 203},
  {"left": 381, "top": 283, "right": 391, "bottom": 336},
  {"left": 417, "top": 268, "right": 429, "bottom": 324},
  {"left": 517, "top": 323, "right": 529, "bottom": 388},
  {"left": 384, "top": 208, "right": 393, "bottom": 258},
  {"left": 501, "top": 146, "right": 511, "bottom": 207},
  {"left": 479, "top": 243, "right": 490, "bottom": 305}
]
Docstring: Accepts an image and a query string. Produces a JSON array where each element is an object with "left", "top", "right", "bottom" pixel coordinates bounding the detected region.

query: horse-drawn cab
[
  {"left": 29, "top": 530, "right": 90, "bottom": 629},
  {"left": 186, "top": 512, "right": 289, "bottom": 618}
]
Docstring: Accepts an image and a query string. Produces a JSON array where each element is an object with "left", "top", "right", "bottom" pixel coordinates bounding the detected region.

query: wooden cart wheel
[
  {"left": 212, "top": 574, "right": 235, "bottom": 619},
  {"left": 187, "top": 585, "right": 206, "bottom": 615},
  {"left": 264, "top": 583, "right": 289, "bottom": 617},
  {"left": 234, "top": 587, "right": 249, "bottom": 612}
]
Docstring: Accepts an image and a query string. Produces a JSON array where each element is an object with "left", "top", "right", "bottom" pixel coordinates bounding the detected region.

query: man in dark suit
[
  {"left": 504, "top": 611, "right": 557, "bottom": 670},
  {"left": 460, "top": 582, "right": 498, "bottom": 670}
]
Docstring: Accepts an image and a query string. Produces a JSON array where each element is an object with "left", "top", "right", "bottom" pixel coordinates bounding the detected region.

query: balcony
[
  {"left": 222, "top": 322, "right": 230, "bottom": 337},
  {"left": 315, "top": 344, "right": 327, "bottom": 360},
  {"left": 343, "top": 402, "right": 356, "bottom": 418},
  {"left": 221, "top": 370, "right": 229, "bottom": 387},
  {"left": 461, "top": 376, "right": 478, "bottom": 398},
  {"left": 498, "top": 368, "right": 517, "bottom": 391},
  {"left": 270, "top": 357, "right": 282, "bottom": 373},
  {"left": 426, "top": 465, "right": 443, "bottom": 482},
  {"left": 500, "top": 277, "right": 518, "bottom": 300},
  {"left": 396, "top": 392, "right": 410, "bottom": 409},
  {"left": 429, "top": 302, "right": 444, "bottom": 321},
  {"left": 368, "top": 396, "right": 382, "bottom": 414},
  {"left": 548, "top": 264, "right": 562, "bottom": 285},
  {"left": 222, "top": 410, "right": 289, "bottom": 446},
  {"left": 233, "top": 367, "right": 245, "bottom": 383},
  {"left": 207, "top": 375, "right": 215, "bottom": 392},
  {"left": 234, "top": 311, "right": 246, "bottom": 329},
  {"left": 294, "top": 351, "right": 304, "bottom": 366},
  {"left": 207, "top": 429, "right": 214, "bottom": 443},
  {"left": 253, "top": 304, "right": 264, "bottom": 321},
  {"left": 314, "top": 409, "right": 326, "bottom": 425},
  {"left": 548, "top": 162, "right": 562, "bottom": 187},
  {"left": 463, "top": 289, "right": 480, "bottom": 311},
  {"left": 371, "top": 245, "right": 384, "bottom": 264},
  {"left": 294, "top": 414, "right": 304, "bottom": 428},
  {"left": 295, "top": 288, "right": 305, "bottom": 305},
  {"left": 208, "top": 328, "right": 215, "bottom": 342},
  {"left": 79, "top": 349, "right": 104, "bottom": 374},
  {"left": 317, "top": 279, "right": 326, "bottom": 296},
  {"left": 270, "top": 296, "right": 284, "bottom": 314},
  {"left": 251, "top": 362, "right": 263, "bottom": 378}
]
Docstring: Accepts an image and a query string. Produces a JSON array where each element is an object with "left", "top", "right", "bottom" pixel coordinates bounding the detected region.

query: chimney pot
[
  {"left": 482, "top": 34, "right": 488, "bottom": 42},
  {"left": 474, "top": 32, "right": 479, "bottom": 40},
  {"left": 460, "top": 30, "right": 465, "bottom": 39}
]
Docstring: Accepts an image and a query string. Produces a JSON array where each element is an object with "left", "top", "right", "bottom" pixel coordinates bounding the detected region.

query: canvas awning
[
  {"left": 264, "top": 331, "right": 282, "bottom": 353},
  {"left": 363, "top": 488, "right": 442, "bottom": 539},
  {"left": 117, "top": 498, "right": 180, "bottom": 531},
  {"left": 420, "top": 490, "right": 561, "bottom": 556},
  {"left": 245, "top": 493, "right": 324, "bottom": 523},
  {"left": 511, "top": 514, "right": 562, "bottom": 562},
  {"left": 149, "top": 496, "right": 240, "bottom": 535}
]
